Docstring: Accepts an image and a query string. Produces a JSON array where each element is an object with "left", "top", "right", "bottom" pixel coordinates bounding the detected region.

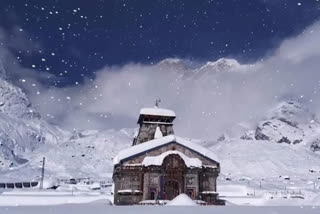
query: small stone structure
[{"left": 113, "top": 107, "right": 222, "bottom": 205}]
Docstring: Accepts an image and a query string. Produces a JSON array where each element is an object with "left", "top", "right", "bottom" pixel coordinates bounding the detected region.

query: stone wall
[
  {"left": 113, "top": 169, "right": 143, "bottom": 205},
  {"left": 135, "top": 123, "right": 174, "bottom": 145}
]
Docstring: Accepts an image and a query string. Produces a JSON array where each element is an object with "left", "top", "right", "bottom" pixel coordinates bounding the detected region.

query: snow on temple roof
[
  {"left": 113, "top": 135, "right": 218, "bottom": 165},
  {"left": 142, "top": 150, "right": 202, "bottom": 168},
  {"left": 139, "top": 108, "right": 176, "bottom": 117}
]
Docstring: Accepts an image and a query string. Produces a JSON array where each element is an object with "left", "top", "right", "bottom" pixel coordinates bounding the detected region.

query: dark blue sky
[{"left": 1, "top": 0, "right": 320, "bottom": 86}]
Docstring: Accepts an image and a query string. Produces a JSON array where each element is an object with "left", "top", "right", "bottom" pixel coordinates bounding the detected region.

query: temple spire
[
  {"left": 155, "top": 99, "right": 161, "bottom": 108},
  {"left": 132, "top": 105, "right": 176, "bottom": 146}
]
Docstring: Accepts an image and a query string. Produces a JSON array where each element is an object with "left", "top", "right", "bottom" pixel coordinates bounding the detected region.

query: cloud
[
  {"left": 2, "top": 20, "right": 320, "bottom": 140},
  {"left": 275, "top": 21, "right": 320, "bottom": 63}
]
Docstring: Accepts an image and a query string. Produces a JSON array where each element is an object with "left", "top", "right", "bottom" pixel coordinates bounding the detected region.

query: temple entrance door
[
  {"left": 160, "top": 154, "right": 186, "bottom": 200},
  {"left": 164, "top": 180, "right": 180, "bottom": 200}
]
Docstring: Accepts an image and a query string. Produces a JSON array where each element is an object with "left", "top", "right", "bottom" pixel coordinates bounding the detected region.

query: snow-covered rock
[
  {"left": 310, "top": 139, "right": 320, "bottom": 152},
  {"left": 254, "top": 100, "right": 319, "bottom": 144},
  {"left": 0, "top": 78, "right": 40, "bottom": 120},
  {"left": 156, "top": 58, "right": 187, "bottom": 71},
  {"left": 0, "top": 76, "right": 67, "bottom": 169}
]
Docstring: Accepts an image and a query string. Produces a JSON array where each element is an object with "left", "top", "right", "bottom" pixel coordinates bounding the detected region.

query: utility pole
[{"left": 40, "top": 157, "right": 45, "bottom": 189}]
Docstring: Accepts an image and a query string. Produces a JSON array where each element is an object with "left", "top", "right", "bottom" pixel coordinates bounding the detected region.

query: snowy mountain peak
[
  {"left": 199, "top": 58, "right": 241, "bottom": 72},
  {"left": 156, "top": 58, "right": 187, "bottom": 71},
  {"left": 268, "top": 100, "right": 314, "bottom": 124}
]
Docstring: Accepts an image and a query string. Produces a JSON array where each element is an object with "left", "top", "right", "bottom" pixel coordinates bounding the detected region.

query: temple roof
[
  {"left": 113, "top": 135, "right": 219, "bottom": 165},
  {"left": 139, "top": 107, "right": 176, "bottom": 117},
  {"left": 142, "top": 150, "right": 202, "bottom": 168}
]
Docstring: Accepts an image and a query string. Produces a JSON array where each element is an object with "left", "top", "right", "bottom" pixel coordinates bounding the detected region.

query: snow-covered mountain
[
  {"left": 191, "top": 99, "right": 320, "bottom": 178},
  {"left": 0, "top": 61, "right": 133, "bottom": 179},
  {"left": 0, "top": 128, "right": 134, "bottom": 181},
  {"left": 216, "top": 99, "right": 320, "bottom": 152},
  {"left": 254, "top": 100, "right": 320, "bottom": 145},
  {"left": 157, "top": 58, "right": 187, "bottom": 71},
  {"left": 0, "top": 68, "right": 66, "bottom": 169},
  {"left": 196, "top": 58, "right": 241, "bottom": 73},
  {"left": 155, "top": 57, "right": 249, "bottom": 80},
  {"left": 178, "top": 58, "right": 250, "bottom": 80},
  {"left": 1, "top": 57, "right": 320, "bottom": 183}
]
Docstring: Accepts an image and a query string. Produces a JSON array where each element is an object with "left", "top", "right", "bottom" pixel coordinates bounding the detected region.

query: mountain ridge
[{"left": 0, "top": 58, "right": 319, "bottom": 181}]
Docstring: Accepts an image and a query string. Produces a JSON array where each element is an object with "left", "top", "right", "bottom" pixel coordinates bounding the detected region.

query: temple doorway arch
[{"left": 164, "top": 180, "right": 180, "bottom": 200}]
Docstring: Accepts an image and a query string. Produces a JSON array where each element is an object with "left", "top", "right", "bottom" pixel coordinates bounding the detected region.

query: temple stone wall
[{"left": 135, "top": 123, "right": 174, "bottom": 145}]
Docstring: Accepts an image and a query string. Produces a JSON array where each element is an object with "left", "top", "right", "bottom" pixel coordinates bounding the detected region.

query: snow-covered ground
[
  {"left": 0, "top": 193, "right": 112, "bottom": 206},
  {"left": 0, "top": 204, "right": 319, "bottom": 214},
  {"left": 1, "top": 129, "right": 320, "bottom": 207}
]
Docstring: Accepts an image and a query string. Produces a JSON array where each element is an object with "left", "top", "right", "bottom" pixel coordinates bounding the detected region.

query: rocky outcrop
[
  {"left": 0, "top": 78, "right": 41, "bottom": 120},
  {"left": 255, "top": 119, "right": 304, "bottom": 144},
  {"left": 254, "top": 100, "right": 318, "bottom": 144},
  {"left": 310, "top": 139, "right": 320, "bottom": 152},
  {"left": 0, "top": 74, "right": 66, "bottom": 168}
]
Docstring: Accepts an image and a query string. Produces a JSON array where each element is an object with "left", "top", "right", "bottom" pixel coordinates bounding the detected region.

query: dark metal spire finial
[{"left": 155, "top": 99, "right": 161, "bottom": 107}]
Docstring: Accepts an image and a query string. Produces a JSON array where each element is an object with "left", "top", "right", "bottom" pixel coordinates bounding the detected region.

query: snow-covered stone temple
[{"left": 112, "top": 107, "right": 222, "bottom": 205}]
